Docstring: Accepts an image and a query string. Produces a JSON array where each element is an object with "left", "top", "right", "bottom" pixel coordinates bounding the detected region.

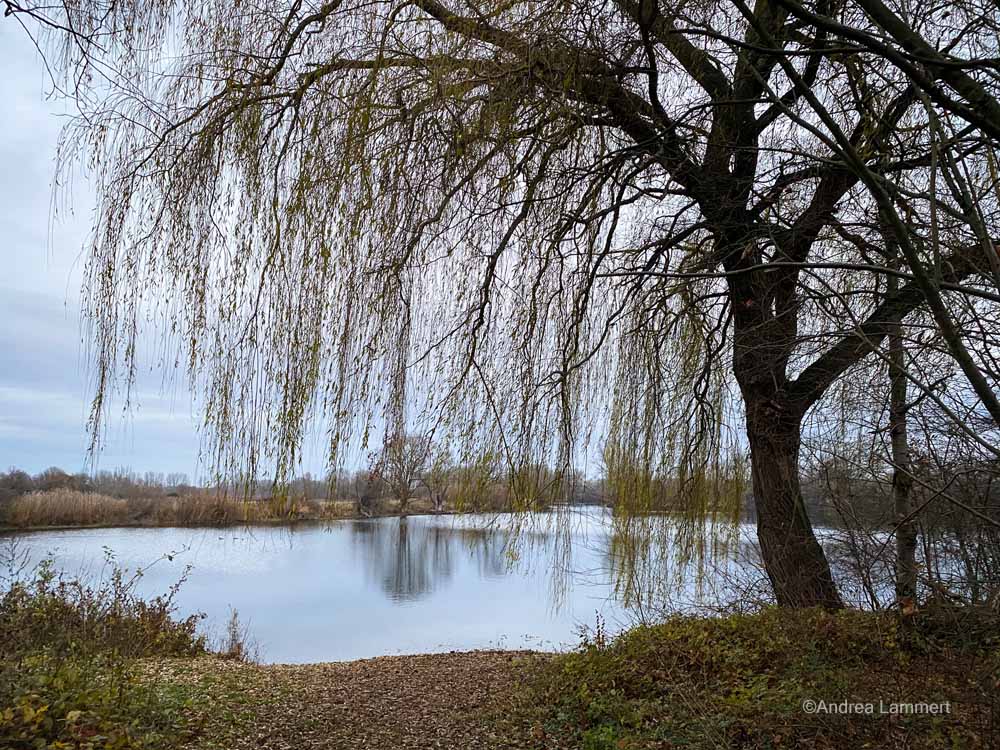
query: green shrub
[
  {"left": 513, "top": 607, "right": 1000, "bottom": 749},
  {"left": 1, "top": 653, "right": 193, "bottom": 750},
  {"left": 1, "top": 548, "right": 208, "bottom": 749},
  {"left": 0, "top": 557, "right": 206, "bottom": 661}
]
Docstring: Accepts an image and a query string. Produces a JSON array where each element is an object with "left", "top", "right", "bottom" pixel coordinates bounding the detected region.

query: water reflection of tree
[
  {"left": 453, "top": 528, "right": 510, "bottom": 580},
  {"left": 349, "top": 518, "right": 512, "bottom": 602},
  {"left": 601, "top": 516, "right": 758, "bottom": 616}
]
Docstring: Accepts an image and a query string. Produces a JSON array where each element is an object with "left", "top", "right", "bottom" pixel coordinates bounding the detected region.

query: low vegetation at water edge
[
  {"left": 506, "top": 606, "right": 1000, "bottom": 749},
  {"left": 1, "top": 489, "right": 351, "bottom": 528},
  {"left": 0, "top": 547, "right": 252, "bottom": 750}
]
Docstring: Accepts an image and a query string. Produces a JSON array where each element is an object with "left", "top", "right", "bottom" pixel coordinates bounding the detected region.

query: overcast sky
[{"left": 1, "top": 22, "right": 206, "bottom": 478}]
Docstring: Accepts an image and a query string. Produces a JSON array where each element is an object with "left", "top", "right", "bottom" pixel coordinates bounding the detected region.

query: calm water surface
[{"left": 6, "top": 510, "right": 745, "bottom": 662}]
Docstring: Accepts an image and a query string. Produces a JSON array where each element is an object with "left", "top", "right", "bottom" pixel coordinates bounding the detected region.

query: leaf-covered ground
[{"left": 147, "top": 651, "right": 547, "bottom": 749}]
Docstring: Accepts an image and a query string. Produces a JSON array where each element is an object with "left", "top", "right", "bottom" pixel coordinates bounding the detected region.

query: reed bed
[
  {"left": 2, "top": 489, "right": 343, "bottom": 528},
  {"left": 5, "top": 490, "right": 130, "bottom": 527}
]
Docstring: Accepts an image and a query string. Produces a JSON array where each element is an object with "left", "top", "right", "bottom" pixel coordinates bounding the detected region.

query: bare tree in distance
[
  {"left": 420, "top": 444, "right": 454, "bottom": 513},
  {"left": 350, "top": 468, "right": 385, "bottom": 518},
  {"left": 377, "top": 434, "right": 433, "bottom": 515},
  {"left": 8, "top": 0, "right": 1000, "bottom": 608}
]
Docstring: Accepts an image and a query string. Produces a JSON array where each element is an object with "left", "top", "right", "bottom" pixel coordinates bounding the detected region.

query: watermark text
[{"left": 802, "top": 699, "right": 950, "bottom": 716}]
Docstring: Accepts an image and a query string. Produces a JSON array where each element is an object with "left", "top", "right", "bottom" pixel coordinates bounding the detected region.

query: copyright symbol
[{"left": 802, "top": 699, "right": 817, "bottom": 714}]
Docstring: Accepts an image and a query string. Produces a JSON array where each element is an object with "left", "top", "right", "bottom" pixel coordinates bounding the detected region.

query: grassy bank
[
  {"left": 505, "top": 606, "right": 1000, "bottom": 749},
  {"left": 0, "top": 489, "right": 449, "bottom": 530}
]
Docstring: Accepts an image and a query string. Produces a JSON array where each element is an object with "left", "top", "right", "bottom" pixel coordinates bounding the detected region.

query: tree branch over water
[{"left": 9, "top": 0, "right": 1000, "bottom": 608}]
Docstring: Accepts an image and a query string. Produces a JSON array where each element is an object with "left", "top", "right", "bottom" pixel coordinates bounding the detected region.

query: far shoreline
[{"left": 0, "top": 508, "right": 468, "bottom": 535}]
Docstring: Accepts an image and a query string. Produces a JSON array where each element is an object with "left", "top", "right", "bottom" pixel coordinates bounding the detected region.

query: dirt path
[{"left": 158, "top": 651, "right": 544, "bottom": 749}]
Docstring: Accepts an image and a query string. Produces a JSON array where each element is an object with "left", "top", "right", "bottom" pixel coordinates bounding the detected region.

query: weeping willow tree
[{"left": 9, "top": 0, "right": 1000, "bottom": 608}]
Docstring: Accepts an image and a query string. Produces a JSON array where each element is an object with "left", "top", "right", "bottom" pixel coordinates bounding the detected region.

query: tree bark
[
  {"left": 888, "top": 275, "right": 918, "bottom": 610},
  {"left": 727, "top": 247, "right": 843, "bottom": 609},
  {"left": 745, "top": 396, "right": 844, "bottom": 608}
]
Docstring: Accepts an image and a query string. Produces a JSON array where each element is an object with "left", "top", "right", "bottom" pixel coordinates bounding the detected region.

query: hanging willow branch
[{"left": 10, "top": 0, "right": 1000, "bottom": 605}]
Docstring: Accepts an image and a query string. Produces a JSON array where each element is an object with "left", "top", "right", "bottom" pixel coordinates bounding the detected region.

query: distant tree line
[
  {"left": 0, "top": 449, "right": 607, "bottom": 516},
  {"left": 0, "top": 467, "right": 195, "bottom": 504}
]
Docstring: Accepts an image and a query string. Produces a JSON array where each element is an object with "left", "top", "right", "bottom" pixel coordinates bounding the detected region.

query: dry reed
[{"left": 2, "top": 490, "right": 349, "bottom": 528}]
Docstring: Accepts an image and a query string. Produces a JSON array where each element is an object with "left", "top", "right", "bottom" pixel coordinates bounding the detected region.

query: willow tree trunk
[
  {"left": 744, "top": 398, "right": 843, "bottom": 608},
  {"left": 729, "top": 259, "right": 844, "bottom": 609}
]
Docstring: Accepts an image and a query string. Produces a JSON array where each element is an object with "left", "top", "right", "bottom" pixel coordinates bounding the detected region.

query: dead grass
[
  {"left": 5, "top": 489, "right": 131, "bottom": 527},
  {"left": 2, "top": 490, "right": 455, "bottom": 529}
]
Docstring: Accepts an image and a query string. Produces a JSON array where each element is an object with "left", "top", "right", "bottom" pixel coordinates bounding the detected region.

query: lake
[{"left": 3, "top": 510, "right": 756, "bottom": 663}]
